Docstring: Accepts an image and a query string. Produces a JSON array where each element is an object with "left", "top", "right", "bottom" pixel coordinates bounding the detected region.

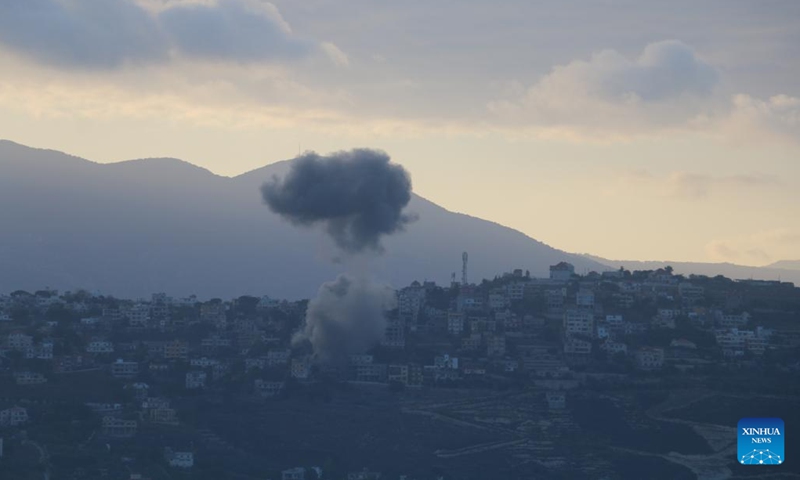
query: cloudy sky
[{"left": 1, "top": 0, "right": 798, "bottom": 265}]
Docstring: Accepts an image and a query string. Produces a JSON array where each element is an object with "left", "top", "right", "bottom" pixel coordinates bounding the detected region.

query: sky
[{"left": 0, "top": 0, "right": 798, "bottom": 266}]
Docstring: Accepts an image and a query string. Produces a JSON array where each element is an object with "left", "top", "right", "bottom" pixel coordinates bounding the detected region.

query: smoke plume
[
  {"left": 292, "top": 274, "right": 396, "bottom": 363},
  {"left": 261, "top": 149, "right": 415, "bottom": 254},
  {"left": 260, "top": 148, "right": 415, "bottom": 363}
]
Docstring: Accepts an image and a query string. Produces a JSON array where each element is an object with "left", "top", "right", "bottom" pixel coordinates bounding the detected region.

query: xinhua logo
[{"left": 738, "top": 418, "right": 785, "bottom": 465}]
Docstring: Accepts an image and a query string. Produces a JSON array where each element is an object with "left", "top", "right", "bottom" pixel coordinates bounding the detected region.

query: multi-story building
[
  {"left": 635, "top": 347, "right": 664, "bottom": 370},
  {"left": 86, "top": 339, "right": 114, "bottom": 354},
  {"left": 563, "top": 308, "right": 594, "bottom": 337},
  {"left": 447, "top": 312, "right": 464, "bottom": 336},
  {"left": 486, "top": 335, "right": 506, "bottom": 357},
  {"left": 111, "top": 359, "right": 139, "bottom": 379},
  {"left": 576, "top": 289, "right": 595, "bottom": 307}
]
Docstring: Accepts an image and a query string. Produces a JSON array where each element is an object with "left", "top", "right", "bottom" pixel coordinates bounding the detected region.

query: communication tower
[{"left": 462, "top": 252, "right": 469, "bottom": 286}]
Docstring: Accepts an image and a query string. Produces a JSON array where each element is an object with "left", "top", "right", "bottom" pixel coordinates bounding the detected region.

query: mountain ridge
[{"left": 0, "top": 139, "right": 610, "bottom": 299}]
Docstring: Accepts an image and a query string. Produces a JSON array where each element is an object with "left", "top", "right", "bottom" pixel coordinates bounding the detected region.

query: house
[
  {"left": 0, "top": 406, "right": 28, "bottom": 426},
  {"left": 102, "top": 416, "right": 137, "bottom": 437},
  {"left": 506, "top": 282, "right": 526, "bottom": 301},
  {"left": 488, "top": 293, "right": 509, "bottom": 310},
  {"left": 545, "top": 391, "right": 566, "bottom": 410},
  {"left": 486, "top": 335, "right": 506, "bottom": 356},
  {"left": 254, "top": 380, "right": 284, "bottom": 398},
  {"left": 600, "top": 340, "right": 628, "bottom": 355},
  {"left": 164, "top": 340, "right": 188, "bottom": 360},
  {"left": 25, "top": 340, "right": 54, "bottom": 360},
  {"left": 291, "top": 357, "right": 311, "bottom": 379},
  {"left": 190, "top": 357, "right": 220, "bottom": 368},
  {"left": 266, "top": 349, "right": 290, "bottom": 366},
  {"left": 550, "top": 262, "right": 575, "bottom": 282},
  {"left": 245, "top": 357, "right": 267, "bottom": 371},
  {"left": 563, "top": 337, "right": 592, "bottom": 356},
  {"left": 635, "top": 347, "right": 664, "bottom": 370},
  {"left": 282, "top": 467, "right": 306, "bottom": 480},
  {"left": 387, "top": 364, "right": 409, "bottom": 385},
  {"left": 6, "top": 332, "right": 33, "bottom": 350},
  {"left": 382, "top": 316, "right": 405, "bottom": 348},
  {"left": 14, "top": 371, "right": 47, "bottom": 385},
  {"left": 165, "top": 448, "right": 194, "bottom": 468},
  {"left": 348, "top": 469, "right": 382, "bottom": 480},
  {"left": 348, "top": 356, "right": 387, "bottom": 383},
  {"left": 185, "top": 371, "right": 207, "bottom": 389},
  {"left": 447, "top": 312, "right": 464, "bottom": 335},
  {"left": 87, "top": 339, "right": 114, "bottom": 354}
]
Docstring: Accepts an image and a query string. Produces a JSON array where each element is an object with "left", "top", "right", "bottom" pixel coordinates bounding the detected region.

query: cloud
[
  {"left": 667, "top": 172, "right": 781, "bottom": 199},
  {"left": 0, "top": 0, "right": 165, "bottom": 68},
  {"left": 489, "top": 40, "right": 720, "bottom": 138},
  {"left": 610, "top": 169, "right": 781, "bottom": 200},
  {"left": 320, "top": 42, "right": 350, "bottom": 68},
  {"left": 720, "top": 94, "right": 800, "bottom": 143},
  {"left": 159, "top": 0, "right": 312, "bottom": 62},
  {"left": 0, "top": 0, "right": 345, "bottom": 69},
  {"left": 706, "top": 229, "right": 800, "bottom": 265}
]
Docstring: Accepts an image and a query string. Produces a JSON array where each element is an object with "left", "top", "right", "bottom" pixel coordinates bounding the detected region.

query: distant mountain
[
  {"left": 584, "top": 254, "right": 800, "bottom": 285},
  {"left": 766, "top": 260, "right": 800, "bottom": 271},
  {"left": 0, "top": 140, "right": 607, "bottom": 299}
]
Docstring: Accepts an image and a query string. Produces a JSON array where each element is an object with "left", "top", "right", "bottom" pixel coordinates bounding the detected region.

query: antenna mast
[{"left": 462, "top": 252, "right": 469, "bottom": 286}]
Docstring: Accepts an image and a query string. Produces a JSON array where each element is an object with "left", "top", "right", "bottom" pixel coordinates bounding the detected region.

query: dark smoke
[
  {"left": 292, "top": 274, "right": 396, "bottom": 363},
  {"left": 261, "top": 149, "right": 415, "bottom": 254}
]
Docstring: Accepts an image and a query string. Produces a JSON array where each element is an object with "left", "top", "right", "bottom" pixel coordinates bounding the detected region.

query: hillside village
[{"left": 1, "top": 263, "right": 799, "bottom": 479}]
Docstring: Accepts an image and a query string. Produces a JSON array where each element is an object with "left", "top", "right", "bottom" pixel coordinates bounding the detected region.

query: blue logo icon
[{"left": 738, "top": 418, "right": 784, "bottom": 465}]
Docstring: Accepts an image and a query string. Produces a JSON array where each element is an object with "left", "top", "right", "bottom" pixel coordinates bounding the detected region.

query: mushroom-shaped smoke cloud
[{"left": 261, "top": 148, "right": 415, "bottom": 254}]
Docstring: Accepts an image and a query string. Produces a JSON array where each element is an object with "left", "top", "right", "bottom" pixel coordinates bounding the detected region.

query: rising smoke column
[
  {"left": 261, "top": 148, "right": 414, "bottom": 254},
  {"left": 296, "top": 274, "right": 397, "bottom": 363},
  {"left": 261, "top": 149, "right": 415, "bottom": 362}
]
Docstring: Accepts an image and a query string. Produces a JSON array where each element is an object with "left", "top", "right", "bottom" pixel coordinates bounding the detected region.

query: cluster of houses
[{"left": 0, "top": 263, "right": 797, "bottom": 476}]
